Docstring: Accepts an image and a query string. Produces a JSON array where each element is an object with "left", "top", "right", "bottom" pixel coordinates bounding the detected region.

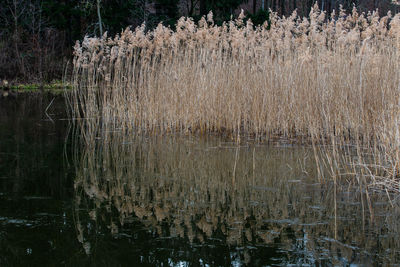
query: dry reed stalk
[{"left": 70, "top": 5, "right": 400, "bottom": 195}]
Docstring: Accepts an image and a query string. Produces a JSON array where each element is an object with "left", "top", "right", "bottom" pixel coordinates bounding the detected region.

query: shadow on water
[
  {"left": 0, "top": 94, "right": 77, "bottom": 266},
  {"left": 0, "top": 95, "right": 400, "bottom": 266}
]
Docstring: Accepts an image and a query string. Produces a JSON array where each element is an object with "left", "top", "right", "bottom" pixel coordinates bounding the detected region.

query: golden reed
[{"left": 70, "top": 5, "right": 400, "bottom": 195}]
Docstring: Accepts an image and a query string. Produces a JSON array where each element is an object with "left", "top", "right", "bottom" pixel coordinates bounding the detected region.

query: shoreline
[{"left": 0, "top": 81, "right": 71, "bottom": 96}]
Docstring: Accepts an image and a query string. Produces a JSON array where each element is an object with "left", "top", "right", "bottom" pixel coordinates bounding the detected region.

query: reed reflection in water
[{"left": 73, "top": 132, "right": 400, "bottom": 265}]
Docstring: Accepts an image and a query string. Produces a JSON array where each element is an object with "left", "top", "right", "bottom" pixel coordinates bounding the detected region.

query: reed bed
[{"left": 70, "top": 5, "right": 400, "bottom": 194}]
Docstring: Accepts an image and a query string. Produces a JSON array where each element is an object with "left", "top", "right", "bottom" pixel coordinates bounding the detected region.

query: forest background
[{"left": 0, "top": 0, "right": 399, "bottom": 83}]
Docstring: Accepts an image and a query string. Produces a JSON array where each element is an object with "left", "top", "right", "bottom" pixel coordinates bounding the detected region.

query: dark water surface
[{"left": 0, "top": 95, "right": 399, "bottom": 266}]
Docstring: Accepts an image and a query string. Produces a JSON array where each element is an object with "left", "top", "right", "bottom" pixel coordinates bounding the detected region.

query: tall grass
[{"left": 70, "top": 5, "right": 400, "bottom": 194}]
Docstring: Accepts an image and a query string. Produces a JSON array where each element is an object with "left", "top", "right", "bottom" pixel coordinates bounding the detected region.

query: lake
[{"left": 0, "top": 94, "right": 399, "bottom": 266}]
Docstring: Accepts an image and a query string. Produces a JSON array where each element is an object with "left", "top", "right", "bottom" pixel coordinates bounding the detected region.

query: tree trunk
[{"left": 96, "top": 0, "right": 103, "bottom": 37}]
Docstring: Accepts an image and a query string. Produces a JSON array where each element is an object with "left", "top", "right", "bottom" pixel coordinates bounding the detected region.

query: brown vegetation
[{"left": 71, "top": 5, "right": 400, "bottom": 193}]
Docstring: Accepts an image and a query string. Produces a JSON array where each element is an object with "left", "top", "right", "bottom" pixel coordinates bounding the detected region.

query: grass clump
[
  {"left": 2, "top": 80, "right": 72, "bottom": 94},
  {"left": 71, "top": 5, "right": 400, "bottom": 195}
]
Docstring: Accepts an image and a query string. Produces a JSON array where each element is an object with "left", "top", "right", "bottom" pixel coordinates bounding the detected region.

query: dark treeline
[
  {"left": 0, "top": 0, "right": 399, "bottom": 82},
  {"left": 248, "top": 0, "right": 399, "bottom": 18}
]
